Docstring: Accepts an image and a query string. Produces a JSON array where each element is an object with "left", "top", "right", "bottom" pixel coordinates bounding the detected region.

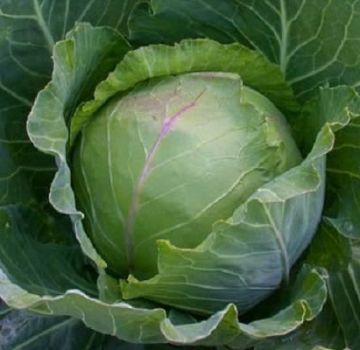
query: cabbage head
[{"left": 0, "top": 1, "right": 359, "bottom": 349}]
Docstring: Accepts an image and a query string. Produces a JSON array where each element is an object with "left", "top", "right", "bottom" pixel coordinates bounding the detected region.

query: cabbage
[{"left": 0, "top": 2, "right": 359, "bottom": 349}]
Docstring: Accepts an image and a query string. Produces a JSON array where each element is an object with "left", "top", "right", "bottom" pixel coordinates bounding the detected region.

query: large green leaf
[
  {"left": 294, "top": 86, "right": 360, "bottom": 349},
  {"left": 0, "top": 308, "right": 213, "bottom": 350},
  {"left": 254, "top": 302, "right": 345, "bottom": 350},
  {"left": 306, "top": 223, "right": 360, "bottom": 349},
  {"left": 296, "top": 86, "right": 360, "bottom": 238},
  {"left": 0, "top": 308, "right": 195, "bottom": 350},
  {"left": 27, "top": 23, "right": 130, "bottom": 267},
  {"left": 326, "top": 115, "right": 360, "bottom": 239},
  {"left": 129, "top": 0, "right": 360, "bottom": 100},
  {"left": 0, "top": 310, "right": 103, "bottom": 350},
  {"left": 324, "top": 240, "right": 360, "bottom": 349},
  {"left": 0, "top": 206, "right": 97, "bottom": 297},
  {"left": 0, "top": 264, "right": 327, "bottom": 348},
  {"left": 0, "top": 0, "right": 139, "bottom": 208},
  {"left": 0, "top": 6, "right": 137, "bottom": 343}
]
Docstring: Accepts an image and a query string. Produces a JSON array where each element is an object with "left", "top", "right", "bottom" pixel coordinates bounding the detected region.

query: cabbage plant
[{"left": 0, "top": 1, "right": 359, "bottom": 349}]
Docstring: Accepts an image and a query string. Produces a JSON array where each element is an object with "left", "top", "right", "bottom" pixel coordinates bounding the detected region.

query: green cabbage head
[{"left": 67, "top": 40, "right": 323, "bottom": 316}]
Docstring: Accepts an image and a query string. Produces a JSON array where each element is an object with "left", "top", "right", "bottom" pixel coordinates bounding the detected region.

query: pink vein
[{"left": 124, "top": 90, "right": 205, "bottom": 271}]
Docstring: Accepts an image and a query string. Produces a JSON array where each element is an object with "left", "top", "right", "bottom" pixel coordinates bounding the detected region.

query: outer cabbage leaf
[
  {"left": 27, "top": 23, "right": 130, "bottom": 267},
  {"left": 0, "top": 308, "right": 114, "bottom": 350},
  {"left": 244, "top": 223, "right": 358, "bottom": 350},
  {"left": 255, "top": 301, "right": 345, "bottom": 350},
  {"left": 0, "top": 8, "right": 138, "bottom": 346},
  {"left": 129, "top": 0, "right": 360, "bottom": 100},
  {"left": 307, "top": 223, "right": 360, "bottom": 349},
  {"left": 328, "top": 242, "right": 360, "bottom": 349},
  {"left": 0, "top": 206, "right": 97, "bottom": 298},
  {"left": 0, "top": 0, "right": 139, "bottom": 207},
  {"left": 0, "top": 265, "right": 327, "bottom": 348},
  {"left": 0, "top": 305, "right": 204, "bottom": 350},
  {"left": 296, "top": 87, "right": 360, "bottom": 239},
  {"left": 326, "top": 116, "right": 360, "bottom": 239}
]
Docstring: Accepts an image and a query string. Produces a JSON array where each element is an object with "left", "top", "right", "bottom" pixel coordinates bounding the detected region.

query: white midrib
[
  {"left": 123, "top": 91, "right": 205, "bottom": 271},
  {"left": 33, "top": 0, "right": 55, "bottom": 51},
  {"left": 263, "top": 203, "right": 290, "bottom": 282}
]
